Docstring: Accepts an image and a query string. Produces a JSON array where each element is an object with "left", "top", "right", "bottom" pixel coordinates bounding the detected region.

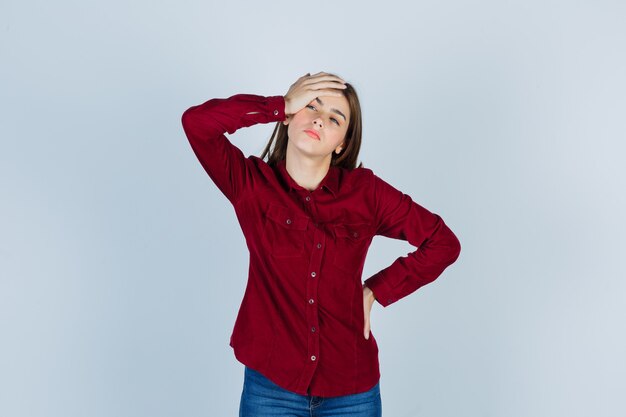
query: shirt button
[
  {"left": 311, "top": 326, "right": 316, "bottom": 332},
  {"left": 286, "top": 218, "right": 292, "bottom": 224},
  {"left": 316, "top": 243, "right": 322, "bottom": 249},
  {"left": 311, "top": 355, "right": 317, "bottom": 361},
  {"left": 308, "top": 299, "right": 315, "bottom": 304},
  {"left": 310, "top": 271, "right": 316, "bottom": 278},
  {"left": 353, "top": 232, "right": 359, "bottom": 237},
  {"left": 305, "top": 196, "right": 311, "bottom": 201},
  {"left": 273, "top": 109, "right": 279, "bottom": 115}
]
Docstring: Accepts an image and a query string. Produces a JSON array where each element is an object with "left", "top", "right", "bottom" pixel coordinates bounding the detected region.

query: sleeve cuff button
[{"left": 273, "top": 109, "right": 279, "bottom": 115}]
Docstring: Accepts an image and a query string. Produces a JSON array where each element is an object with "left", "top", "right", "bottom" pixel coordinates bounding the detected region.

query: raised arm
[
  {"left": 181, "top": 94, "right": 286, "bottom": 204},
  {"left": 363, "top": 174, "right": 461, "bottom": 307}
]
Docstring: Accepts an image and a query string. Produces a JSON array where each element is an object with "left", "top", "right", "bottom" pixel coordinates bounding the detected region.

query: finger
[
  {"left": 307, "top": 84, "right": 347, "bottom": 97},
  {"left": 313, "top": 71, "right": 344, "bottom": 81},
  {"left": 303, "top": 75, "right": 346, "bottom": 86},
  {"left": 308, "top": 80, "right": 347, "bottom": 90},
  {"left": 313, "top": 76, "right": 346, "bottom": 86},
  {"left": 363, "top": 301, "right": 370, "bottom": 339},
  {"left": 293, "top": 73, "right": 312, "bottom": 86},
  {"left": 313, "top": 89, "right": 346, "bottom": 98}
]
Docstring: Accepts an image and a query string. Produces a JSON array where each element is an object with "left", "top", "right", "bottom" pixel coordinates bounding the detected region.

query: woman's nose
[{"left": 313, "top": 118, "right": 322, "bottom": 127}]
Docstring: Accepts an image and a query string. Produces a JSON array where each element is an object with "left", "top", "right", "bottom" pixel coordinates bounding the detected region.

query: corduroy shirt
[{"left": 180, "top": 93, "right": 461, "bottom": 397}]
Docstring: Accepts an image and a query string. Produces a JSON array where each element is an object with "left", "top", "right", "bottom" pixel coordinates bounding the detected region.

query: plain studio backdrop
[{"left": 1, "top": 1, "right": 625, "bottom": 416}]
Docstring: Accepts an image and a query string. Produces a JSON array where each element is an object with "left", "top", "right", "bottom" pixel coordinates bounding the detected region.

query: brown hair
[{"left": 260, "top": 80, "right": 364, "bottom": 169}]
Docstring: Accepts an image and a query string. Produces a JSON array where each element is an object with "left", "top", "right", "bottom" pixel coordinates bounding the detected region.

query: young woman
[{"left": 181, "top": 72, "right": 461, "bottom": 417}]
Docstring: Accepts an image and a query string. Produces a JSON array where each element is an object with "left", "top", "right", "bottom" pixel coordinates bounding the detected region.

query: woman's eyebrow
[{"left": 315, "top": 97, "right": 347, "bottom": 121}]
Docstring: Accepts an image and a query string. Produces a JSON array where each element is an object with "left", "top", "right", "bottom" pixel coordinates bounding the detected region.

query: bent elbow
[
  {"left": 181, "top": 106, "right": 196, "bottom": 131},
  {"left": 448, "top": 232, "right": 461, "bottom": 264},
  {"left": 181, "top": 106, "right": 205, "bottom": 145},
  {"left": 437, "top": 220, "right": 461, "bottom": 266}
]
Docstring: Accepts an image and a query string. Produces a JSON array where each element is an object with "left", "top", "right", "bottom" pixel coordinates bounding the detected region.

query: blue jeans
[{"left": 239, "top": 366, "right": 382, "bottom": 417}]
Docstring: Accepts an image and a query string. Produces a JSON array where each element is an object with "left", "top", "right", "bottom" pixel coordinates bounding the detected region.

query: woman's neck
[{"left": 285, "top": 154, "right": 331, "bottom": 192}]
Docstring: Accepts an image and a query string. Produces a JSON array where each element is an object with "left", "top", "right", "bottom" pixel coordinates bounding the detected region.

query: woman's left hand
[{"left": 363, "top": 285, "right": 376, "bottom": 339}]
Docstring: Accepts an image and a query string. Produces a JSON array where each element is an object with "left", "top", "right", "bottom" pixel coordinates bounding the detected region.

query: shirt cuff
[
  {"left": 363, "top": 271, "right": 396, "bottom": 307},
  {"left": 266, "top": 95, "right": 286, "bottom": 122}
]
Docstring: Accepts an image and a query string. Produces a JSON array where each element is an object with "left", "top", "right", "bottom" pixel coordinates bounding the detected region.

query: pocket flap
[
  {"left": 334, "top": 223, "right": 370, "bottom": 240},
  {"left": 266, "top": 203, "right": 309, "bottom": 231}
]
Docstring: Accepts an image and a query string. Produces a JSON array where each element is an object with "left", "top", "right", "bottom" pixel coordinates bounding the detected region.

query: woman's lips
[{"left": 304, "top": 130, "right": 320, "bottom": 140}]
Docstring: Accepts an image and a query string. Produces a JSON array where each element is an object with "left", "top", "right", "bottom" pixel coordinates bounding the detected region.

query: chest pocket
[
  {"left": 264, "top": 203, "right": 310, "bottom": 258},
  {"left": 332, "top": 223, "right": 371, "bottom": 274}
]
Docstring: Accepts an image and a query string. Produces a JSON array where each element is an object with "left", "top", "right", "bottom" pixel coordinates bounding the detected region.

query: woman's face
[{"left": 283, "top": 95, "right": 351, "bottom": 161}]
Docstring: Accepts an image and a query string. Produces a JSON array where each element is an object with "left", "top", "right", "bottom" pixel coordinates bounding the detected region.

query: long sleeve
[
  {"left": 181, "top": 94, "right": 286, "bottom": 204},
  {"left": 363, "top": 174, "right": 461, "bottom": 307}
]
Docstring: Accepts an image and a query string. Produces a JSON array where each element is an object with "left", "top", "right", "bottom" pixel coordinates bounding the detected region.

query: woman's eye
[{"left": 307, "top": 105, "right": 340, "bottom": 126}]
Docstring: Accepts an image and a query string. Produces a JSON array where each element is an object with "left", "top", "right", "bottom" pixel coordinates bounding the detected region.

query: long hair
[{"left": 260, "top": 79, "right": 364, "bottom": 169}]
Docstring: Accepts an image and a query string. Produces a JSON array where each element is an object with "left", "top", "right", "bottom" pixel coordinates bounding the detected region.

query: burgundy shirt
[{"left": 181, "top": 93, "right": 461, "bottom": 397}]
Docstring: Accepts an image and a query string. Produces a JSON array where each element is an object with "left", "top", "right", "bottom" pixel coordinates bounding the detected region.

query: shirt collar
[{"left": 276, "top": 159, "right": 339, "bottom": 197}]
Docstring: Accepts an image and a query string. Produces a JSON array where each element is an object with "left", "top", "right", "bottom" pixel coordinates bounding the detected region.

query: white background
[{"left": 1, "top": 1, "right": 625, "bottom": 416}]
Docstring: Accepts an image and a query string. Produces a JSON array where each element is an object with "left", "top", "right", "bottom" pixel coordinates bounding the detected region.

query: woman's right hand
[{"left": 283, "top": 72, "right": 347, "bottom": 121}]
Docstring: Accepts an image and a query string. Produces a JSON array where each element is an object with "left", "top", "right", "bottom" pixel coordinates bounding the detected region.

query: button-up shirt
[{"left": 181, "top": 93, "right": 461, "bottom": 397}]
